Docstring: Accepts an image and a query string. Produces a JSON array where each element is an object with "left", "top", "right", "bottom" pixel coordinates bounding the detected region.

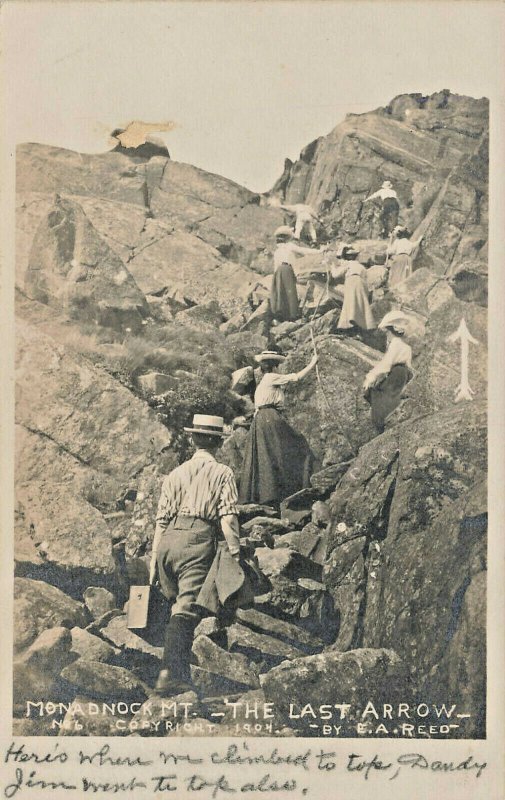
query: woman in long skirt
[
  {"left": 363, "top": 311, "right": 413, "bottom": 432},
  {"left": 270, "top": 226, "right": 326, "bottom": 322},
  {"left": 239, "top": 350, "right": 318, "bottom": 507},
  {"left": 387, "top": 226, "right": 423, "bottom": 288},
  {"left": 333, "top": 247, "right": 375, "bottom": 333}
]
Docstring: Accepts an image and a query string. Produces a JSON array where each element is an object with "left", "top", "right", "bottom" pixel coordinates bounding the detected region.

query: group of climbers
[{"left": 147, "top": 177, "right": 417, "bottom": 697}]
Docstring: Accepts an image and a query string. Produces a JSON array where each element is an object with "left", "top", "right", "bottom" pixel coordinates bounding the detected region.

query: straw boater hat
[
  {"left": 255, "top": 350, "right": 286, "bottom": 365},
  {"left": 378, "top": 311, "right": 409, "bottom": 335},
  {"left": 184, "top": 414, "right": 225, "bottom": 437},
  {"left": 274, "top": 225, "right": 294, "bottom": 239}
]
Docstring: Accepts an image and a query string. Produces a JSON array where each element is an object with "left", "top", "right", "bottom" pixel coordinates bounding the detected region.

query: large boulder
[
  {"left": 262, "top": 648, "right": 407, "bottom": 734},
  {"left": 24, "top": 196, "right": 149, "bottom": 332},
  {"left": 16, "top": 320, "right": 170, "bottom": 482},
  {"left": 392, "top": 295, "right": 486, "bottom": 423},
  {"left": 127, "top": 226, "right": 261, "bottom": 316},
  {"left": 281, "top": 336, "right": 378, "bottom": 466},
  {"left": 324, "top": 402, "right": 486, "bottom": 723},
  {"left": 272, "top": 92, "right": 488, "bottom": 276},
  {"left": 13, "top": 578, "right": 88, "bottom": 654},
  {"left": 16, "top": 143, "right": 150, "bottom": 205},
  {"left": 149, "top": 159, "right": 256, "bottom": 223}
]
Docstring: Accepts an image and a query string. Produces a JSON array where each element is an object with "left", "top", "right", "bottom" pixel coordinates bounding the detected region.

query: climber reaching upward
[
  {"left": 386, "top": 226, "right": 423, "bottom": 288},
  {"left": 239, "top": 350, "right": 318, "bottom": 508},
  {"left": 279, "top": 203, "right": 320, "bottom": 243},
  {"left": 364, "top": 180, "right": 400, "bottom": 239}
]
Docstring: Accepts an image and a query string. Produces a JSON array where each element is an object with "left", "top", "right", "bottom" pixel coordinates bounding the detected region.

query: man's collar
[{"left": 192, "top": 449, "right": 216, "bottom": 461}]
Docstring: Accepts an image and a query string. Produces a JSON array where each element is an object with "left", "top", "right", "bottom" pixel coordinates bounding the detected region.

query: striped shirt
[{"left": 156, "top": 450, "right": 239, "bottom": 526}]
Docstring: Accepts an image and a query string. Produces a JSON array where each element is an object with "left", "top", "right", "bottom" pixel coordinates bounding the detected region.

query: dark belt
[{"left": 256, "top": 404, "right": 283, "bottom": 411}]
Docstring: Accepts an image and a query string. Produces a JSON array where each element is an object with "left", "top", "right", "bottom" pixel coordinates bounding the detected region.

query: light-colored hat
[
  {"left": 382, "top": 180, "right": 393, "bottom": 189},
  {"left": 378, "top": 310, "right": 409, "bottom": 334},
  {"left": 184, "top": 414, "right": 225, "bottom": 436},
  {"left": 274, "top": 225, "right": 294, "bottom": 239},
  {"left": 255, "top": 350, "right": 286, "bottom": 364}
]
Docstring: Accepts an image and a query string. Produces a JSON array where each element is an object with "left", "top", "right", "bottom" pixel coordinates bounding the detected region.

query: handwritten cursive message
[{"left": 1, "top": 741, "right": 487, "bottom": 798}]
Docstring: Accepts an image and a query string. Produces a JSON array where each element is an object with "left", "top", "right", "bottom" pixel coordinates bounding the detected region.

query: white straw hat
[
  {"left": 255, "top": 350, "right": 286, "bottom": 364},
  {"left": 184, "top": 414, "right": 225, "bottom": 436},
  {"left": 378, "top": 311, "right": 409, "bottom": 334}
]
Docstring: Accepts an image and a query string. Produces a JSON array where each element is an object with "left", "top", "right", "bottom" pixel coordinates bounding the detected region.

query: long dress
[
  {"left": 388, "top": 238, "right": 421, "bottom": 288},
  {"left": 364, "top": 337, "right": 413, "bottom": 431},
  {"left": 270, "top": 262, "right": 300, "bottom": 321},
  {"left": 238, "top": 372, "right": 315, "bottom": 506},
  {"left": 337, "top": 262, "right": 375, "bottom": 330}
]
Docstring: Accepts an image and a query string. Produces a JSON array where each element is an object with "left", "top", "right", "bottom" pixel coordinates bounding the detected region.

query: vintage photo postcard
[{"left": 1, "top": 1, "right": 504, "bottom": 798}]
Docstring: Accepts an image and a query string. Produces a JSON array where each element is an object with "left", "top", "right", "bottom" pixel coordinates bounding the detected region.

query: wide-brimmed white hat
[
  {"left": 274, "top": 225, "right": 294, "bottom": 239},
  {"left": 255, "top": 350, "right": 286, "bottom": 364},
  {"left": 184, "top": 414, "right": 225, "bottom": 436},
  {"left": 378, "top": 310, "right": 409, "bottom": 334}
]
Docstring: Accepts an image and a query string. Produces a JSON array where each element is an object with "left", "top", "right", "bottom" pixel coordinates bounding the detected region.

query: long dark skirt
[
  {"left": 270, "top": 262, "right": 300, "bottom": 321},
  {"left": 238, "top": 407, "right": 315, "bottom": 506},
  {"left": 365, "top": 364, "right": 412, "bottom": 431},
  {"left": 380, "top": 197, "right": 400, "bottom": 238}
]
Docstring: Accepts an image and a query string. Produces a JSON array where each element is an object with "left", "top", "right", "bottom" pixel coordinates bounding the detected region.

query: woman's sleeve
[{"left": 270, "top": 372, "right": 296, "bottom": 386}]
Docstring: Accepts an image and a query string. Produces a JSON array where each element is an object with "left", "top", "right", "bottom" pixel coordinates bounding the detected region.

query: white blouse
[
  {"left": 366, "top": 337, "right": 413, "bottom": 383},
  {"left": 389, "top": 238, "right": 421, "bottom": 257},
  {"left": 254, "top": 371, "right": 296, "bottom": 409},
  {"left": 274, "top": 242, "right": 313, "bottom": 270}
]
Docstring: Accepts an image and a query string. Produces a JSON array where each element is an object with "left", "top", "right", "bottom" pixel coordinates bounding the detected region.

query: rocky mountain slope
[{"left": 14, "top": 90, "right": 487, "bottom": 738}]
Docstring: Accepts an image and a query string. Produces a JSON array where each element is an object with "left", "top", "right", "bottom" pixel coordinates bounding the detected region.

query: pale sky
[{"left": 3, "top": 1, "right": 504, "bottom": 192}]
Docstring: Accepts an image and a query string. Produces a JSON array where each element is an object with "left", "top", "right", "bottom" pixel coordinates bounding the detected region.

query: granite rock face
[
  {"left": 13, "top": 92, "right": 488, "bottom": 738},
  {"left": 271, "top": 92, "right": 488, "bottom": 277}
]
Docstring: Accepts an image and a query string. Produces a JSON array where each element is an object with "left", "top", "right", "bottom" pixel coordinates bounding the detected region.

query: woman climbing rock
[
  {"left": 386, "top": 226, "right": 423, "bottom": 288},
  {"left": 270, "top": 226, "right": 326, "bottom": 322},
  {"left": 363, "top": 311, "right": 413, "bottom": 432},
  {"left": 332, "top": 245, "right": 375, "bottom": 336},
  {"left": 239, "top": 350, "right": 318, "bottom": 508}
]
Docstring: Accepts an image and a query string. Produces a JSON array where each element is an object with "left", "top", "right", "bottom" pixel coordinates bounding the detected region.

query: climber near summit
[
  {"left": 386, "top": 226, "right": 423, "bottom": 288},
  {"left": 279, "top": 202, "right": 320, "bottom": 243},
  {"left": 364, "top": 180, "right": 400, "bottom": 239},
  {"left": 238, "top": 350, "right": 318, "bottom": 508},
  {"left": 270, "top": 226, "right": 326, "bottom": 323},
  {"left": 149, "top": 414, "right": 241, "bottom": 696},
  {"left": 363, "top": 311, "right": 413, "bottom": 432}
]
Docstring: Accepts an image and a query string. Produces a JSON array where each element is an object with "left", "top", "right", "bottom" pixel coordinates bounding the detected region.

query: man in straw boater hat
[
  {"left": 149, "top": 413, "right": 241, "bottom": 696},
  {"left": 239, "top": 350, "right": 318, "bottom": 508}
]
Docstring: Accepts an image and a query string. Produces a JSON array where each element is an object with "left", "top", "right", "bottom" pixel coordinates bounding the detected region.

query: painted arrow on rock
[{"left": 447, "top": 318, "right": 479, "bottom": 402}]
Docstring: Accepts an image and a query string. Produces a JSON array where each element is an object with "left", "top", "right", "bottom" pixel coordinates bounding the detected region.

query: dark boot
[{"left": 154, "top": 615, "right": 197, "bottom": 696}]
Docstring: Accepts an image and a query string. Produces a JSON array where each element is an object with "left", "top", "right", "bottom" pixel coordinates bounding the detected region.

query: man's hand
[{"left": 149, "top": 557, "right": 158, "bottom": 586}]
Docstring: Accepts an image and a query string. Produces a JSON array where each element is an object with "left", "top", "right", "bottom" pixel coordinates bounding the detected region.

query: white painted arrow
[{"left": 447, "top": 318, "right": 479, "bottom": 402}]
